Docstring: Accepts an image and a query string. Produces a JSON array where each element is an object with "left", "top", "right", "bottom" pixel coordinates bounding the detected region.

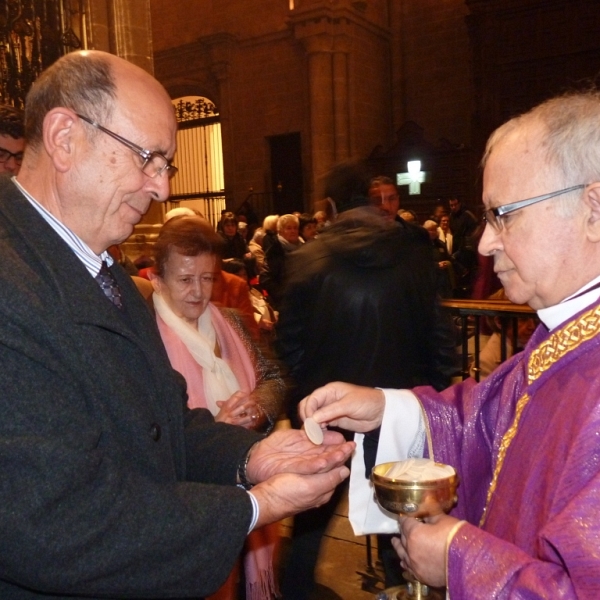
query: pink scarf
[
  {"left": 155, "top": 302, "right": 279, "bottom": 599},
  {"left": 156, "top": 303, "right": 256, "bottom": 410}
]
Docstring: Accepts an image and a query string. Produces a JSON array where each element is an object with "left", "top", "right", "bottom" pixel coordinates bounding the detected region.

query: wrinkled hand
[
  {"left": 251, "top": 467, "right": 350, "bottom": 528},
  {"left": 216, "top": 391, "right": 260, "bottom": 429},
  {"left": 246, "top": 428, "right": 355, "bottom": 484},
  {"left": 392, "top": 514, "right": 461, "bottom": 588},
  {"left": 299, "top": 382, "right": 386, "bottom": 433}
]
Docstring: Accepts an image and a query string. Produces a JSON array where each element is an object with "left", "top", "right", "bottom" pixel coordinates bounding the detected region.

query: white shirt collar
[{"left": 537, "top": 273, "right": 600, "bottom": 331}]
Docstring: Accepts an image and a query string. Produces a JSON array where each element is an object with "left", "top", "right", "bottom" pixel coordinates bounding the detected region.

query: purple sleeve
[{"left": 448, "top": 480, "right": 600, "bottom": 600}]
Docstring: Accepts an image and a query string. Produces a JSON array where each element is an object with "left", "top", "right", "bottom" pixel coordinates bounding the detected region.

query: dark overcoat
[{"left": 0, "top": 177, "right": 260, "bottom": 599}]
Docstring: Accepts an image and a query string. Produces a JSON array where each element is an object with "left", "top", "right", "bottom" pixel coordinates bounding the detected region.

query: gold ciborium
[{"left": 371, "top": 459, "right": 458, "bottom": 600}]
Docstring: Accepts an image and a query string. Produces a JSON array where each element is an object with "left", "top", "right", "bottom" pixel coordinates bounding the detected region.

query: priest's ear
[{"left": 584, "top": 182, "right": 600, "bottom": 243}]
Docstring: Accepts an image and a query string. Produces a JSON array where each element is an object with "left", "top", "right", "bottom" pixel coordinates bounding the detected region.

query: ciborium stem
[{"left": 371, "top": 459, "right": 459, "bottom": 600}]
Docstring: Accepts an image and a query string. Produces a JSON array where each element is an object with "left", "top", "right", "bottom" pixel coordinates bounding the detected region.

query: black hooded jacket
[{"left": 276, "top": 207, "right": 458, "bottom": 421}]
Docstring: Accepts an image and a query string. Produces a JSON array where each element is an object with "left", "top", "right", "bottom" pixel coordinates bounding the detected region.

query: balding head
[
  {"left": 18, "top": 51, "right": 178, "bottom": 254},
  {"left": 25, "top": 51, "right": 117, "bottom": 151}
]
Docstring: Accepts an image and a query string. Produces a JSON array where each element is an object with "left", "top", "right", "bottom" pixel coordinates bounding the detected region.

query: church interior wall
[
  {"left": 229, "top": 34, "right": 309, "bottom": 209},
  {"left": 394, "top": 0, "right": 473, "bottom": 148}
]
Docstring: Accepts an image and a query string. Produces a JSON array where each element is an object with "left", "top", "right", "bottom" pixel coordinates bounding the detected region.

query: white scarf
[{"left": 153, "top": 291, "right": 241, "bottom": 414}]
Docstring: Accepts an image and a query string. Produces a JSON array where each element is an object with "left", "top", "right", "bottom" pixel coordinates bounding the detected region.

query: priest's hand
[
  {"left": 392, "top": 514, "right": 464, "bottom": 588},
  {"left": 246, "top": 428, "right": 355, "bottom": 483},
  {"left": 299, "top": 381, "right": 385, "bottom": 433}
]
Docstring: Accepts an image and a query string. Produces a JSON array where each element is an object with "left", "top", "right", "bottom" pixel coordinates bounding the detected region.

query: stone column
[
  {"left": 291, "top": 7, "right": 356, "bottom": 199},
  {"left": 107, "top": 0, "right": 154, "bottom": 73},
  {"left": 204, "top": 34, "right": 237, "bottom": 210},
  {"left": 333, "top": 34, "right": 351, "bottom": 162},
  {"left": 303, "top": 34, "right": 336, "bottom": 195}
]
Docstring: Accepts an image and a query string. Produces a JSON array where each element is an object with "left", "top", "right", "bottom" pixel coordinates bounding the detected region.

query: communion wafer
[
  {"left": 385, "top": 458, "right": 454, "bottom": 481},
  {"left": 303, "top": 417, "right": 324, "bottom": 445}
]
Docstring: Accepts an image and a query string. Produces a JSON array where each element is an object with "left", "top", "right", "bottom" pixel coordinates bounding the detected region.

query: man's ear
[{"left": 42, "top": 108, "right": 78, "bottom": 173}]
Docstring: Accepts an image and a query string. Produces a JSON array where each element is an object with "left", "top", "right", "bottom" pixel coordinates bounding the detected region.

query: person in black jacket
[
  {"left": 219, "top": 211, "right": 250, "bottom": 260},
  {"left": 276, "top": 164, "right": 458, "bottom": 598}
]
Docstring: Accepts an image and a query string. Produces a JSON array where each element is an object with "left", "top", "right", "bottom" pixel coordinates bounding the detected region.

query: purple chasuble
[{"left": 413, "top": 297, "right": 600, "bottom": 598}]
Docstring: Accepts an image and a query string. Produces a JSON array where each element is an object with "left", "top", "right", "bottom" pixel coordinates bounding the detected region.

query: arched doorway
[{"left": 166, "top": 95, "right": 226, "bottom": 228}]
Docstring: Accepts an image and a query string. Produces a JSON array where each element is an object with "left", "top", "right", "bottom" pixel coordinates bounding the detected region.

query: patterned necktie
[{"left": 95, "top": 261, "right": 123, "bottom": 309}]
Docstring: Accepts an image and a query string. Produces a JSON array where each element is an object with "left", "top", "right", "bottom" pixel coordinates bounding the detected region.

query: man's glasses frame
[
  {"left": 0, "top": 146, "right": 23, "bottom": 165},
  {"left": 483, "top": 184, "right": 587, "bottom": 232},
  {"left": 75, "top": 113, "right": 178, "bottom": 179}
]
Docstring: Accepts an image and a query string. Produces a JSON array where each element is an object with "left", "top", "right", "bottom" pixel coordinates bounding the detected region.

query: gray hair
[
  {"left": 483, "top": 90, "right": 600, "bottom": 217},
  {"left": 262, "top": 214, "right": 279, "bottom": 232},
  {"left": 24, "top": 52, "right": 117, "bottom": 149},
  {"left": 252, "top": 227, "right": 266, "bottom": 243},
  {"left": 277, "top": 214, "right": 299, "bottom": 232}
]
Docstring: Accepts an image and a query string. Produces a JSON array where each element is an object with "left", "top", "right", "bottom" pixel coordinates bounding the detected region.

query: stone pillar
[
  {"left": 107, "top": 0, "right": 154, "bottom": 73},
  {"left": 291, "top": 7, "right": 357, "bottom": 199},
  {"left": 304, "top": 35, "right": 336, "bottom": 195},
  {"left": 84, "top": 0, "right": 154, "bottom": 74},
  {"left": 204, "top": 34, "right": 237, "bottom": 210},
  {"left": 333, "top": 35, "right": 351, "bottom": 162}
]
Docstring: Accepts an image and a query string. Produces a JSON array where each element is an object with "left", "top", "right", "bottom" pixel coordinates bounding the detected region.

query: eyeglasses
[
  {"left": 483, "top": 184, "right": 587, "bottom": 232},
  {"left": 0, "top": 146, "right": 23, "bottom": 165},
  {"left": 76, "top": 113, "right": 178, "bottom": 179}
]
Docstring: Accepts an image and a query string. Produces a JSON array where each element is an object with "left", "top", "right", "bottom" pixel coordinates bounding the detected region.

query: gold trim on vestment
[
  {"left": 416, "top": 395, "right": 435, "bottom": 461},
  {"left": 479, "top": 302, "right": 600, "bottom": 526}
]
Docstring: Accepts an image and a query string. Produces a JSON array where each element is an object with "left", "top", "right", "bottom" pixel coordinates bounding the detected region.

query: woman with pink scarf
[{"left": 149, "top": 215, "right": 284, "bottom": 600}]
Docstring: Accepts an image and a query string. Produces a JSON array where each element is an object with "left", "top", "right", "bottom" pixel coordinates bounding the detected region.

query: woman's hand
[{"left": 215, "top": 391, "right": 261, "bottom": 429}]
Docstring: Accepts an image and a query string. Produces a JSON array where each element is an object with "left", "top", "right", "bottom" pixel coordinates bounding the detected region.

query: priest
[{"left": 299, "top": 90, "right": 600, "bottom": 598}]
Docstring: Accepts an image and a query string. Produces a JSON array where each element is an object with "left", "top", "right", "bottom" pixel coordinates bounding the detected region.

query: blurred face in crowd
[
  {"left": 369, "top": 183, "right": 400, "bottom": 221},
  {"left": 0, "top": 134, "right": 24, "bottom": 175},
  {"left": 280, "top": 221, "right": 300, "bottom": 244},
  {"left": 301, "top": 222, "right": 317, "bottom": 241},
  {"left": 439, "top": 215, "right": 450, "bottom": 232},
  {"left": 432, "top": 205, "right": 446, "bottom": 223},
  {"left": 424, "top": 223, "right": 439, "bottom": 241},
  {"left": 314, "top": 211, "right": 326, "bottom": 224},
  {"left": 151, "top": 250, "right": 219, "bottom": 324},
  {"left": 223, "top": 221, "right": 237, "bottom": 238},
  {"left": 449, "top": 198, "right": 460, "bottom": 213}
]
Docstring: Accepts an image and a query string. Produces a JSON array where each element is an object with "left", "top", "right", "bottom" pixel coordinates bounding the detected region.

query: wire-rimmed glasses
[
  {"left": 483, "top": 184, "right": 587, "bottom": 232},
  {"left": 76, "top": 113, "right": 178, "bottom": 179}
]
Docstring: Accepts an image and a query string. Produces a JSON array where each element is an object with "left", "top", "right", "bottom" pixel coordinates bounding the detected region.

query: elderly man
[
  {"left": 300, "top": 90, "right": 600, "bottom": 598},
  {"left": 0, "top": 50, "right": 354, "bottom": 599},
  {"left": 0, "top": 104, "right": 24, "bottom": 175}
]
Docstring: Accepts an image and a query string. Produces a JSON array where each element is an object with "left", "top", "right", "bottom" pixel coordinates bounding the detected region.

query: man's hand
[
  {"left": 246, "top": 429, "right": 355, "bottom": 483},
  {"left": 251, "top": 468, "right": 350, "bottom": 529},
  {"left": 299, "top": 381, "right": 386, "bottom": 433},
  {"left": 392, "top": 514, "right": 462, "bottom": 588}
]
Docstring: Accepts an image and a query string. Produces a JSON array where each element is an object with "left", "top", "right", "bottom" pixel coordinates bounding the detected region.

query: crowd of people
[{"left": 1, "top": 47, "right": 600, "bottom": 600}]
